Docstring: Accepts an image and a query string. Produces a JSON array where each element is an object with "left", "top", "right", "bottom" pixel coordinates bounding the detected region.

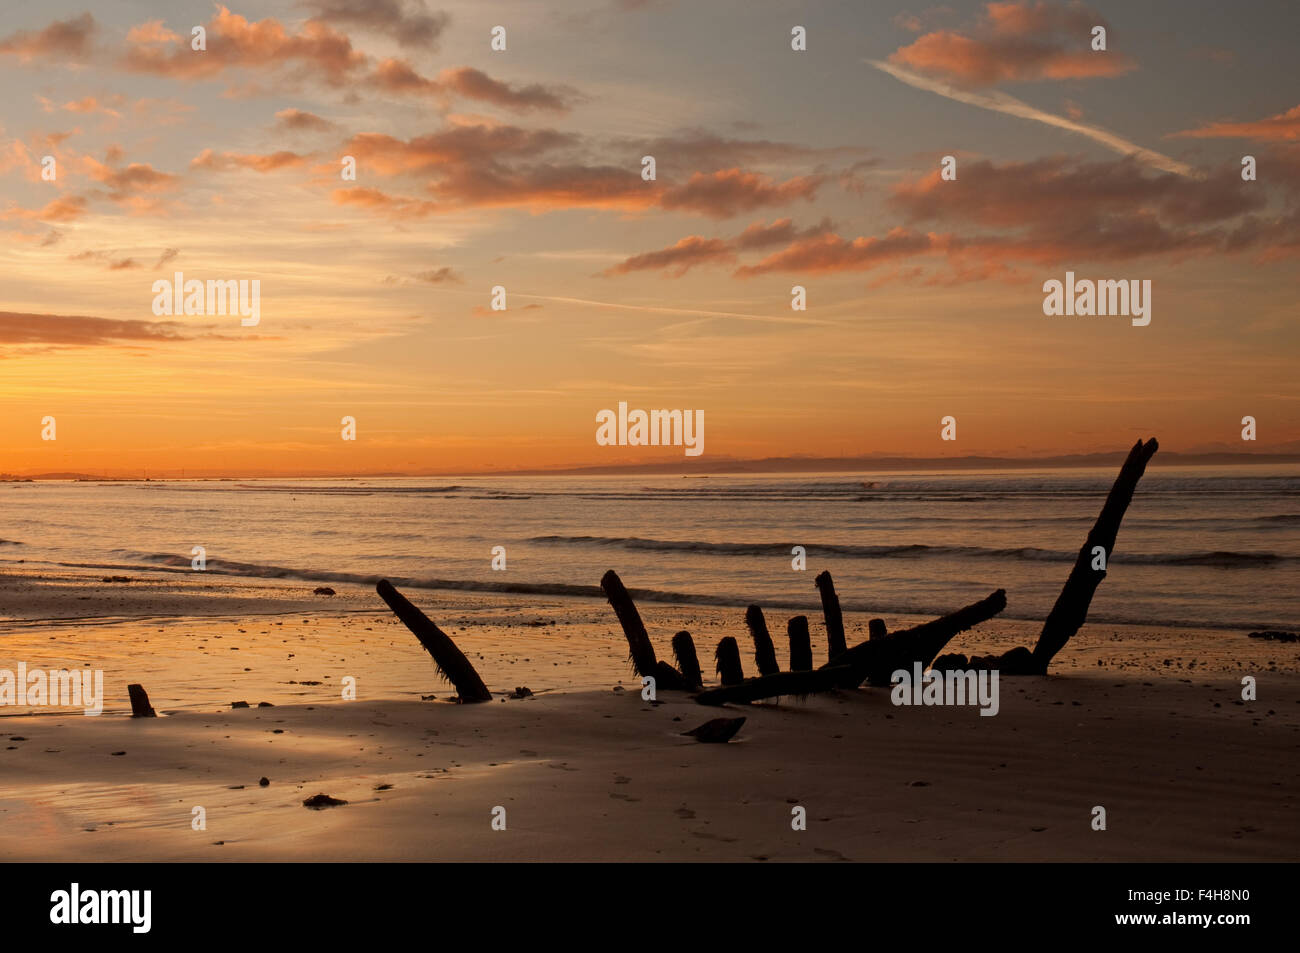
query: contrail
[{"left": 868, "top": 59, "right": 1200, "bottom": 179}]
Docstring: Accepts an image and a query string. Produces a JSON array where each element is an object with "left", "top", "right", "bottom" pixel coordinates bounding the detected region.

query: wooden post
[
  {"left": 821, "top": 589, "right": 1007, "bottom": 688},
  {"left": 696, "top": 668, "right": 849, "bottom": 706},
  {"left": 868, "top": 619, "right": 887, "bottom": 640},
  {"left": 814, "top": 571, "right": 847, "bottom": 660},
  {"left": 377, "top": 580, "right": 492, "bottom": 703},
  {"left": 127, "top": 683, "right": 156, "bottom": 718},
  {"left": 715, "top": 637, "right": 744, "bottom": 686},
  {"left": 787, "top": 616, "right": 812, "bottom": 671},
  {"left": 1032, "top": 438, "right": 1159, "bottom": 671},
  {"left": 672, "top": 631, "right": 703, "bottom": 689},
  {"left": 745, "top": 605, "right": 780, "bottom": 676},
  {"left": 600, "top": 569, "right": 657, "bottom": 677}
]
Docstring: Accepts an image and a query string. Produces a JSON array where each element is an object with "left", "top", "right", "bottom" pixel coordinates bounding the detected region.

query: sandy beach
[{"left": 2, "top": 566, "right": 1295, "bottom": 862}]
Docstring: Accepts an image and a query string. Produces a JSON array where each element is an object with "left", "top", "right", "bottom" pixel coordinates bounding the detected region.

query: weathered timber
[
  {"left": 682, "top": 716, "right": 746, "bottom": 742},
  {"left": 127, "top": 683, "right": 156, "bottom": 718},
  {"left": 869, "top": 619, "right": 887, "bottom": 640},
  {"left": 377, "top": 579, "right": 492, "bottom": 703},
  {"left": 672, "top": 630, "right": 704, "bottom": 689},
  {"left": 814, "top": 571, "right": 847, "bottom": 660},
  {"left": 787, "top": 615, "right": 813, "bottom": 671},
  {"left": 745, "top": 605, "right": 780, "bottom": 676},
  {"left": 715, "top": 637, "right": 744, "bottom": 686},
  {"left": 822, "top": 589, "right": 1008, "bottom": 687},
  {"left": 695, "top": 667, "right": 852, "bottom": 706},
  {"left": 600, "top": 569, "right": 657, "bottom": 677},
  {"left": 1032, "top": 437, "right": 1158, "bottom": 670}
]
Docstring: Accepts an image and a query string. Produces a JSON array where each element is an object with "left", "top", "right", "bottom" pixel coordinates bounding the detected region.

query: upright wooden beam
[
  {"left": 715, "top": 637, "right": 744, "bottom": 686},
  {"left": 672, "top": 630, "right": 703, "bottom": 689},
  {"left": 814, "top": 571, "right": 847, "bottom": 660},
  {"left": 1032, "top": 438, "right": 1158, "bottom": 670},
  {"left": 745, "top": 605, "right": 780, "bottom": 676},
  {"left": 600, "top": 569, "right": 658, "bottom": 677},
  {"left": 787, "top": 616, "right": 813, "bottom": 671},
  {"left": 127, "top": 683, "right": 156, "bottom": 718},
  {"left": 377, "top": 580, "right": 492, "bottom": 703}
]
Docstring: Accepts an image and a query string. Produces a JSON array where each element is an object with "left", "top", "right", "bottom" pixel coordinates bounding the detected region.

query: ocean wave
[{"left": 526, "top": 535, "right": 1293, "bottom": 567}]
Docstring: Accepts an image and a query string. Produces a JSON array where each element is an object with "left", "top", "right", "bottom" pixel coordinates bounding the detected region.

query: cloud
[
  {"left": 82, "top": 157, "right": 181, "bottom": 201},
  {"left": 1168, "top": 104, "right": 1300, "bottom": 143},
  {"left": 435, "top": 66, "right": 577, "bottom": 113},
  {"left": 735, "top": 228, "right": 942, "bottom": 277},
  {"left": 616, "top": 129, "right": 862, "bottom": 174},
  {"left": 275, "top": 108, "right": 337, "bottom": 132},
  {"left": 870, "top": 58, "right": 1197, "bottom": 177},
  {"left": 660, "top": 168, "right": 824, "bottom": 218},
  {"left": 604, "top": 217, "right": 836, "bottom": 276},
  {"left": 303, "top": 0, "right": 450, "bottom": 48},
  {"left": 333, "top": 123, "right": 864, "bottom": 221},
  {"left": 0, "top": 311, "right": 189, "bottom": 346},
  {"left": 0, "top": 13, "right": 96, "bottom": 62},
  {"left": 607, "top": 152, "right": 1297, "bottom": 285},
  {"left": 68, "top": 248, "right": 141, "bottom": 270},
  {"left": 2, "top": 195, "right": 89, "bottom": 223},
  {"left": 888, "top": 1, "right": 1134, "bottom": 87},
  {"left": 121, "top": 6, "right": 367, "bottom": 84},
  {"left": 190, "top": 148, "right": 311, "bottom": 172},
  {"left": 342, "top": 124, "right": 575, "bottom": 174},
  {"left": 602, "top": 236, "right": 735, "bottom": 276},
  {"left": 888, "top": 156, "right": 1259, "bottom": 227},
  {"left": 154, "top": 247, "right": 180, "bottom": 269},
  {"left": 414, "top": 266, "right": 461, "bottom": 283}
]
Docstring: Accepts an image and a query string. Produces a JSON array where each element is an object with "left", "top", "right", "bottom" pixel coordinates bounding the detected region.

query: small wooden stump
[{"left": 127, "top": 683, "right": 156, "bottom": 718}]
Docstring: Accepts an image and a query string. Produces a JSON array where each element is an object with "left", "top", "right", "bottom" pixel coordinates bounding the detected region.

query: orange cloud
[
  {"left": 660, "top": 169, "right": 824, "bottom": 218},
  {"left": 0, "top": 311, "right": 188, "bottom": 346},
  {"left": 0, "top": 12, "right": 96, "bottom": 62},
  {"left": 889, "top": 1, "right": 1134, "bottom": 87},
  {"left": 434, "top": 67, "right": 576, "bottom": 113},
  {"left": 190, "top": 149, "right": 310, "bottom": 172},
  {"left": 602, "top": 236, "right": 735, "bottom": 276},
  {"left": 275, "top": 108, "right": 336, "bottom": 132},
  {"left": 735, "top": 228, "right": 943, "bottom": 277},
  {"left": 121, "top": 6, "right": 366, "bottom": 84},
  {"left": 1168, "top": 104, "right": 1300, "bottom": 143},
  {"left": 2, "top": 194, "right": 89, "bottom": 223}
]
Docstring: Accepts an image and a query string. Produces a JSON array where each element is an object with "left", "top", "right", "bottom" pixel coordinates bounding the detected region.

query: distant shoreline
[{"left": 4, "top": 450, "right": 1299, "bottom": 482}]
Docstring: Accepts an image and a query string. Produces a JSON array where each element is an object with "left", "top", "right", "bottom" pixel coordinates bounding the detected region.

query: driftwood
[
  {"left": 599, "top": 570, "right": 692, "bottom": 690},
  {"left": 932, "top": 437, "right": 1159, "bottom": 676},
  {"left": 127, "top": 683, "right": 156, "bottom": 718},
  {"left": 745, "top": 606, "right": 780, "bottom": 676},
  {"left": 672, "top": 631, "right": 704, "bottom": 688},
  {"left": 823, "top": 589, "right": 1008, "bottom": 687},
  {"left": 1034, "top": 437, "right": 1158, "bottom": 669},
  {"left": 869, "top": 619, "right": 887, "bottom": 640},
  {"left": 377, "top": 579, "right": 492, "bottom": 703},
  {"left": 814, "top": 571, "right": 847, "bottom": 660},
  {"left": 696, "top": 667, "right": 850, "bottom": 706},
  {"left": 715, "top": 637, "right": 744, "bottom": 685},
  {"left": 787, "top": 616, "right": 812, "bottom": 671},
  {"left": 600, "top": 569, "right": 657, "bottom": 677}
]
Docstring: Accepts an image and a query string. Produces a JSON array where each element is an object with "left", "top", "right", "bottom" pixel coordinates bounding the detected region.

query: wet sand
[{"left": 1, "top": 568, "right": 1297, "bottom": 861}]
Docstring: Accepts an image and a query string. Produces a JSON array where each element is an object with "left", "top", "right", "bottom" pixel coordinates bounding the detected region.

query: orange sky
[{"left": 2, "top": 1, "right": 1297, "bottom": 476}]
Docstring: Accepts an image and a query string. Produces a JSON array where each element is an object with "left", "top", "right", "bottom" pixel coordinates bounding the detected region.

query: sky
[{"left": 1, "top": 0, "right": 1297, "bottom": 476}]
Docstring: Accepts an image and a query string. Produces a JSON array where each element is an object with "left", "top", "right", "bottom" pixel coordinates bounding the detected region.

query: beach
[{"left": 2, "top": 566, "right": 1296, "bottom": 862}]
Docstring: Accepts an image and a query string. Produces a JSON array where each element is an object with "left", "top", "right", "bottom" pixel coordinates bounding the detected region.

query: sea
[{"left": 2, "top": 466, "right": 1297, "bottom": 631}]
